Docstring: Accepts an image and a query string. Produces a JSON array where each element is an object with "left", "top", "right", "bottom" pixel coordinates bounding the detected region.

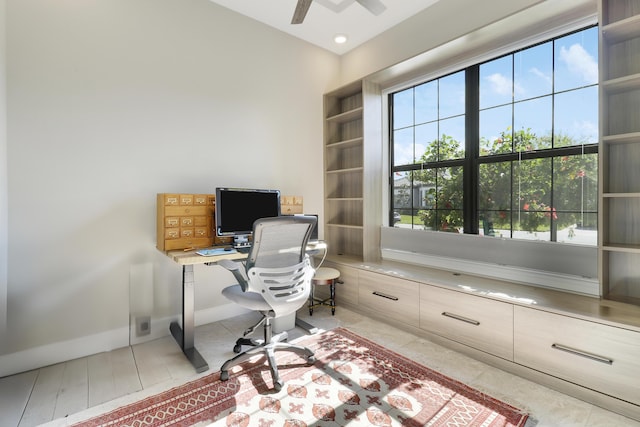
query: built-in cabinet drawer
[
  {"left": 514, "top": 306, "right": 640, "bottom": 406},
  {"left": 358, "top": 270, "right": 419, "bottom": 327},
  {"left": 420, "top": 285, "right": 514, "bottom": 360}
]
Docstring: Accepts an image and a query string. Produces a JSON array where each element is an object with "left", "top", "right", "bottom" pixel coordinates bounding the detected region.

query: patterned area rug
[{"left": 73, "top": 328, "right": 529, "bottom": 426}]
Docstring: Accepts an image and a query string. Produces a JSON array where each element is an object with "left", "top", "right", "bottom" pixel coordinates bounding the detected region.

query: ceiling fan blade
[
  {"left": 291, "top": 0, "right": 313, "bottom": 24},
  {"left": 355, "top": 0, "right": 386, "bottom": 16}
]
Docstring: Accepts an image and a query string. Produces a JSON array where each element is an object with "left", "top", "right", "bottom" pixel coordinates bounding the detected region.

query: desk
[
  {"left": 164, "top": 249, "right": 247, "bottom": 373},
  {"left": 163, "top": 243, "right": 325, "bottom": 373}
]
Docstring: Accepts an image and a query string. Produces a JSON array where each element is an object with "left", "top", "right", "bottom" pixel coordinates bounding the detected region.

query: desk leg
[
  {"left": 295, "top": 318, "right": 319, "bottom": 334},
  {"left": 170, "top": 265, "right": 209, "bottom": 373}
]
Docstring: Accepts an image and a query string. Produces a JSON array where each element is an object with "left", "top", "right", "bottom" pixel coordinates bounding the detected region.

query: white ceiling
[{"left": 208, "top": 0, "right": 442, "bottom": 55}]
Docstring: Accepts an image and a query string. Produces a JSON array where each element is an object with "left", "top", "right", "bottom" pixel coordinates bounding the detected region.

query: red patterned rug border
[
  {"left": 331, "top": 328, "right": 530, "bottom": 424},
  {"left": 72, "top": 327, "right": 530, "bottom": 427}
]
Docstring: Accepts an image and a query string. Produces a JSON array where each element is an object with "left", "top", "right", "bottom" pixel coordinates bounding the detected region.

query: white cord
[{"left": 313, "top": 241, "right": 328, "bottom": 270}]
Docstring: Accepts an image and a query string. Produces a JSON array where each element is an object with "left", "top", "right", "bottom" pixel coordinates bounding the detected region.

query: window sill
[
  {"left": 380, "top": 226, "right": 598, "bottom": 296},
  {"left": 381, "top": 247, "right": 599, "bottom": 297}
]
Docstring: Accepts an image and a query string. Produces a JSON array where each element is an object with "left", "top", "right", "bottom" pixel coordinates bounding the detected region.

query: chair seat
[{"left": 222, "top": 285, "right": 272, "bottom": 311}]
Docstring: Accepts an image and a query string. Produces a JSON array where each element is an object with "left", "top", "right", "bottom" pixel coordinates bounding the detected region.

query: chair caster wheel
[
  {"left": 220, "top": 370, "right": 229, "bottom": 381},
  {"left": 274, "top": 380, "right": 283, "bottom": 392},
  {"left": 306, "top": 355, "right": 316, "bottom": 365},
  {"left": 233, "top": 344, "right": 242, "bottom": 353}
]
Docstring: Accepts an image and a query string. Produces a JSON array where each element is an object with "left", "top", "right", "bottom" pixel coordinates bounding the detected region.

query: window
[{"left": 391, "top": 26, "right": 598, "bottom": 245}]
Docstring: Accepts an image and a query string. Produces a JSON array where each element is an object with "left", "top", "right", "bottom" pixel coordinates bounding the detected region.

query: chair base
[
  {"left": 219, "top": 317, "right": 316, "bottom": 391},
  {"left": 232, "top": 336, "right": 262, "bottom": 354}
]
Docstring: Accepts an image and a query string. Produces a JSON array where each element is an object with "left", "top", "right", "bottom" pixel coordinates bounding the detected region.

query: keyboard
[{"left": 196, "top": 248, "right": 236, "bottom": 256}]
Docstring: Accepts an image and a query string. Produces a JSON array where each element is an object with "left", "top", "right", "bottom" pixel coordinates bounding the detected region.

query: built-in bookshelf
[
  {"left": 599, "top": 0, "right": 640, "bottom": 305},
  {"left": 323, "top": 80, "right": 381, "bottom": 261}
]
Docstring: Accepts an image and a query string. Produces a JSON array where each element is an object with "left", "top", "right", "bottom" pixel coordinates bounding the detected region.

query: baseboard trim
[
  {"left": 0, "top": 303, "right": 250, "bottom": 378},
  {"left": 0, "top": 327, "right": 129, "bottom": 378}
]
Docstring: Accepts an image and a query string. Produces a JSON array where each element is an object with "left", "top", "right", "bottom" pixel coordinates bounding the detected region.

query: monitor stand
[{"left": 233, "top": 234, "right": 251, "bottom": 249}]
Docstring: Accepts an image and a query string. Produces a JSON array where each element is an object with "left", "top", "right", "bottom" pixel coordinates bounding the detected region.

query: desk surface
[
  {"left": 165, "top": 248, "right": 247, "bottom": 265},
  {"left": 165, "top": 242, "right": 327, "bottom": 266}
]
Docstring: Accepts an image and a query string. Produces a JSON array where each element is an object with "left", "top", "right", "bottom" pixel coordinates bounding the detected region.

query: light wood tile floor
[{"left": 1, "top": 307, "right": 639, "bottom": 427}]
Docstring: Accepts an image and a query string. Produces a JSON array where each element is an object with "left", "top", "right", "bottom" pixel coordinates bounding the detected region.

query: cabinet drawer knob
[
  {"left": 372, "top": 291, "right": 398, "bottom": 301},
  {"left": 441, "top": 312, "right": 480, "bottom": 326},
  {"left": 551, "top": 343, "right": 613, "bottom": 365}
]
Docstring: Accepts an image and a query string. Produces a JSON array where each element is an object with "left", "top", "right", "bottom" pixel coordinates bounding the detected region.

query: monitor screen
[{"left": 215, "top": 187, "right": 281, "bottom": 237}]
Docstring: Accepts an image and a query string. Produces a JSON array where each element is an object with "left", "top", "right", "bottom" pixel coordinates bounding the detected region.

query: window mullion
[{"left": 465, "top": 66, "right": 479, "bottom": 234}]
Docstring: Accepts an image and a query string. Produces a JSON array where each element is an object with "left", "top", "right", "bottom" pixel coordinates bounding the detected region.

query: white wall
[
  {"left": 1, "top": 0, "right": 338, "bottom": 375},
  {"left": 0, "top": 0, "right": 7, "bottom": 344}
]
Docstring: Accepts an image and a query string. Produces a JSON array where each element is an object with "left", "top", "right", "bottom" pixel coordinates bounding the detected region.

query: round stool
[{"left": 309, "top": 267, "right": 341, "bottom": 316}]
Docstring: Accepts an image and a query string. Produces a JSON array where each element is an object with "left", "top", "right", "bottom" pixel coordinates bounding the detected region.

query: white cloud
[
  {"left": 530, "top": 67, "right": 552, "bottom": 85},
  {"left": 486, "top": 73, "right": 512, "bottom": 96},
  {"left": 394, "top": 142, "right": 415, "bottom": 165},
  {"left": 572, "top": 120, "right": 598, "bottom": 143},
  {"left": 486, "top": 73, "right": 525, "bottom": 98},
  {"left": 559, "top": 44, "right": 598, "bottom": 84}
]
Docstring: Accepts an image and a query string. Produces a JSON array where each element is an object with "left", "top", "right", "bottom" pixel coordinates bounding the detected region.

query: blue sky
[{"left": 393, "top": 26, "right": 598, "bottom": 166}]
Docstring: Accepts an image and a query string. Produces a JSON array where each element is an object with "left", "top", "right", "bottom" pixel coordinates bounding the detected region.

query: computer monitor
[{"left": 215, "top": 187, "right": 281, "bottom": 248}]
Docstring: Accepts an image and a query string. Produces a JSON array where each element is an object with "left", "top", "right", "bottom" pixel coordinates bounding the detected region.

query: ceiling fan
[{"left": 291, "top": 0, "right": 387, "bottom": 24}]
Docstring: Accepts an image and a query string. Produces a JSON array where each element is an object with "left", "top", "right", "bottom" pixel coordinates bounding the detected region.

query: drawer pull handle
[
  {"left": 551, "top": 344, "right": 613, "bottom": 365},
  {"left": 441, "top": 312, "right": 480, "bottom": 326},
  {"left": 372, "top": 291, "right": 398, "bottom": 301}
]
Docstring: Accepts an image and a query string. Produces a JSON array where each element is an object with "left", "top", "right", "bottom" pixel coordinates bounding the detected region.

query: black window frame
[{"left": 389, "top": 25, "right": 599, "bottom": 243}]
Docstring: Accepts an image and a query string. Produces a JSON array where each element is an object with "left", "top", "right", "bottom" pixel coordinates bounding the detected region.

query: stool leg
[
  {"left": 330, "top": 281, "right": 336, "bottom": 315},
  {"left": 309, "top": 283, "right": 314, "bottom": 316}
]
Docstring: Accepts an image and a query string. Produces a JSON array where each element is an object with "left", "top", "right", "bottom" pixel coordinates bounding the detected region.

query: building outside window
[{"left": 390, "top": 26, "right": 598, "bottom": 246}]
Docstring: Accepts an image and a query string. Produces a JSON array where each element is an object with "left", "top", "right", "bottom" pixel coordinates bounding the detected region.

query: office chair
[{"left": 217, "top": 215, "right": 317, "bottom": 391}]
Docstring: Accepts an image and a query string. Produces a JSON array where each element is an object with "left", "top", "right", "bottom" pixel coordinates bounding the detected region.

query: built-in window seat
[{"left": 316, "top": 254, "right": 640, "bottom": 421}]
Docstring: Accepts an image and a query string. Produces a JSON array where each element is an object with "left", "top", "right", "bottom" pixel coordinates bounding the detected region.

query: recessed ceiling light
[{"left": 334, "top": 34, "right": 348, "bottom": 44}]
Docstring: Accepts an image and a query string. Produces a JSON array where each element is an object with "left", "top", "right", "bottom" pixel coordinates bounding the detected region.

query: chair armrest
[
  {"left": 218, "top": 259, "right": 241, "bottom": 271},
  {"left": 218, "top": 259, "right": 250, "bottom": 291}
]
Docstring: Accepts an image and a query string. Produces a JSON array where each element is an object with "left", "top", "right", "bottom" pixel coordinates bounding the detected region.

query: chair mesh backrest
[
  {"left": 247, "top": 216, "right": 316, "bottom": 269},
  {"left": 245, "top": 216, "right": 316, "bottom": 317}
]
